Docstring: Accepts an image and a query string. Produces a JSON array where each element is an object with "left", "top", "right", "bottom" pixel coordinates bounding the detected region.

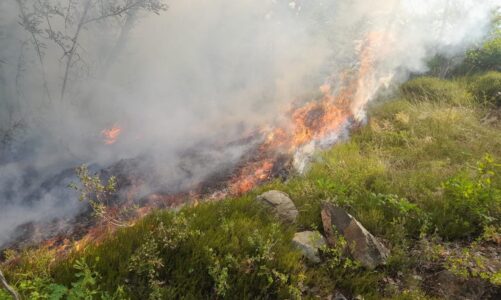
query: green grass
[{"left": 2, "top": 72, "right": 501, "bottom": 299}]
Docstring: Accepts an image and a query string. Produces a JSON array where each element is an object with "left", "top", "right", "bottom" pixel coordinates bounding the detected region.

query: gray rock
[
  {"left": 256, "top": 190, "right": 298, "bottom": 223},
  {"left": 321, "top": 203, "right": 389, "bottom": 269},
  {"left": 333, "top": 291, "right": 348, "bottom": 300},
  {"left": 292, "top": 231, "right": 326, "bottom": 263}
]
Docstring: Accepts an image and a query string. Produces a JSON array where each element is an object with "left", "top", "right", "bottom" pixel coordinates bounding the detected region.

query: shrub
[
  {"left": 468, "top": 71, "right": 501, "bottom": 107},
  {"left": 464, "top": 37, "right": 501, "bottom": 73},
  {"left": 400, "top": 77, "right": 472, "bottom": 105},
  {"left": 353, "top": 193, "right": 424, "bottom": 240},
  {"left": 316, "top": 233, "right": 381, "bottom": 297},
  {"left": 51, "top": 197, "right": 304, "bottom": 299},
  {"left": 428, "top": 155, "right": 501, "bottom": 240}
]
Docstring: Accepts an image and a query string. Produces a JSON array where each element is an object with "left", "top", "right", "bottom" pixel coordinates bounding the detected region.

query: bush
[
  {"left": 427, "top": 155, "right": 501, "bottom": 240},
  {"left": 400, "top": 77, "right": 472, "bottom": 105},
  {"left": 468, "top": 71, "right": 501, "bottom": 107},
  {"left": 51, "top": 198, "right": 304, "bottom": 299},
  {"left": 464, "top": 37, "right": 501, "bottom": 73}
]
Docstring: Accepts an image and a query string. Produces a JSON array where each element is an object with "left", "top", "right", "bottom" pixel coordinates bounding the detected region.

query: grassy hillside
[{"left": 1, "top": 70, "right": 500, "bottom": 299}]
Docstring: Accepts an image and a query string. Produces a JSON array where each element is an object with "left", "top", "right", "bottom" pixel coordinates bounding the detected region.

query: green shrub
[
  {"left": 464, "top": 37, "right": 501, "bottom": 73},
  {"left": 400, "top": 77, "right": 472, "bottom": 105},
  {"left": 353, "top": 193, "right": 425, "bottom": 239},
  {"left": 316, "top": 233, "right": 381, "bottom": 297},
  {"left": 468, "top": 71, "right": 501, "bottom": 107},
  {"left": 51, "top": 197, "right": 304, "bottom": 299},
  {"left": 428, "top": 155, "right": 501, "bottom": 240},
  {"left": 1, "top": 257, "right": 123, "bottom": 300}
]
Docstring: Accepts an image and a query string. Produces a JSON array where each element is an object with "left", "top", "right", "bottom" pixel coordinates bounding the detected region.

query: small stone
[
  {"left": 256, "top": 190, "right": 298, "bottom": 223},
  {"left": 292, "top": 231, "right": 326, "bottom": 263}
]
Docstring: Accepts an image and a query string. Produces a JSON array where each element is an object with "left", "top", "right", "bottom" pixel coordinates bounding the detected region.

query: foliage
[
  {"left": 48, "top": 198, "right": 304, "bottom": 299},
  {"left": 1, "top": 256, "right": 123, "bottom": 300},
  {"left": 446, "top": 240, "right": 501, "bottom": 286},
  {"left": 467, "top": 71, "right": 501, "bottom": 107},
  {"left": 451, "top": 12, "right": 501, "bottom": 75},
  {"left": 428, "top": 154, "right": 501, "bottom": 239},
  {"left": 319, "top": 233, "right": 380, "bottom": 296},
  {"left": 70, "top": 164, "right": 133, "bottom": 227},
  {"left": 463, "top": 36, "right": 501, "bottom": 73}
]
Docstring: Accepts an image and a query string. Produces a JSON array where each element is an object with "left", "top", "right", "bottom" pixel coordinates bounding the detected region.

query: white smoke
[{"left": 0, "top": 0, "right": 498, "bottom": 247}]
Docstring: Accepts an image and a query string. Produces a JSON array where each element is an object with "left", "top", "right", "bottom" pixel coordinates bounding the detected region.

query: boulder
[
  {"left": 292, "top": 231, "right": 326, "bottom": 263},
  {"left": 256, "top": 190, "right": 298, "bottom": 223},
  {"left": 321, "top": 203, "right": 389, "bottom": 269}
]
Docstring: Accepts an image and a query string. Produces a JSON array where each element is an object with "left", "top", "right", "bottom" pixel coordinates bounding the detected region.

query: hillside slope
[{"left": 1, "top": 71, "right": 500, "bottom": 299}]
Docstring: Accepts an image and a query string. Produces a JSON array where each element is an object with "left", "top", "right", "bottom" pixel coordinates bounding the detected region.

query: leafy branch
[{"left": 70, "top": 164, "right": 132, "bottom": 227}]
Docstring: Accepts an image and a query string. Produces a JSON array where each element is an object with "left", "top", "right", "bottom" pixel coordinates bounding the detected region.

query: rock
[
  {"left": 333, "top": 291, "right": 348, "bottom": 300},
  {"left": 321, "top": 203, "right": 389, "bottom": 269},
  {"left": 292, "top": 231, "right": 326, "bottom": 263},
  {"left": 256, "top": 190, "right": 298, "bottom": 223}
]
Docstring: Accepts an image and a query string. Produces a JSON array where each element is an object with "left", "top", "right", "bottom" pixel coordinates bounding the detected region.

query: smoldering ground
[{"left": 0, "top": 0, "right": 498, "bottom": 247}]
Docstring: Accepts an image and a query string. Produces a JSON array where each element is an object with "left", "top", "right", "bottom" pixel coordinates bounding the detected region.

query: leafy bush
[
  {"left": 0, "top": 257, "right": 123, "bottom": 300},
  {"left": 400, "top": 77, "right": 472, "bottom": 105},
  {"left": 316, "top": 233, "right": 381, "bottom": 297},
  {"left": 354, "top": 193, "right": 424, "bottom": 239},
  {"left": 468, "top": 71, "right": 501, "bottom": 107},
  {"left": 428, "top": 155, "right": 501, "bottom": 240},
  {"left": 464, "top": 36, "right": 501, "bottom": 73},
  {"left": 51, "top": 197, "right": 304, "bottom": 299}
]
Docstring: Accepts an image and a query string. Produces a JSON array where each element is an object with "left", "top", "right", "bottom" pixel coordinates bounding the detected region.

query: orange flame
[
  {"left": 101, "top": 125, "right": 122, "bottom": 145},
  {"left": 225, "top": 32, "right": 391, "bottom": 195},
  {"left": 37, "top": 32, "right": 391, "bottom": 257}
]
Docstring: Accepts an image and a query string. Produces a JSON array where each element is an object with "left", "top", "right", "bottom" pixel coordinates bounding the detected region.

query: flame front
[
  {"left": 227, "top": 32, "right": 391, "bottom": 195},
  {"left": 101, "top": 125, "right": 122, "bottom": 145},
  {"left": 43, "top": 33, "right": 391, "bottom": 254}
]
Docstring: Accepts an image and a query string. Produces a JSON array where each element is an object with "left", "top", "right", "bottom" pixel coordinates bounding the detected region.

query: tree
[{"left": 14, "top": 0, "right": 167, "bottom": 103}]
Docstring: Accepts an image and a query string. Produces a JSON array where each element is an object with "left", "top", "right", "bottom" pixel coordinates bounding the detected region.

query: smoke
[{"left": 0, "top": 0, "right": 498, "bottom": 247}]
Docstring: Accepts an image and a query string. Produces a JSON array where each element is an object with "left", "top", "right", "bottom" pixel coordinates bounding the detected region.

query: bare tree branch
[
  {"left": 83, "top": 1, "right": 141, "bottom": 25},
  {"left": 0, "top": 270, "right": 20, "bottom": 300},
  {"left": 60, "top": 0, "right": 92, "bottom": 102},
  {"left": 83, "top": 0, "right": 166, "bottom": 25}
]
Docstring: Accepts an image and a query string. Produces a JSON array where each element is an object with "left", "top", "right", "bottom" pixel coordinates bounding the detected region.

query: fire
[
  {"left": 225, "top": 32, "right": 392, "bottom": 195},
  {"left": 28, "top": 32, "right": 392, "bottom": 256},
  {"left": 229, "top": 159, "right": 274, "bottom": 194},
  {"left": 101, "top": 124, "right": 122, "bottom": 145}
]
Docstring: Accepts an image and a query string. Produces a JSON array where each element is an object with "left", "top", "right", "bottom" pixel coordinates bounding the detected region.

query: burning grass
[{"left": 1, "top": 73, "right": 501, "bottom": 299}]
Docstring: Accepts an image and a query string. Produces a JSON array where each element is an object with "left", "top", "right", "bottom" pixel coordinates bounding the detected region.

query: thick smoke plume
[{"left": 0, "top": 0, "right": 498, "bottom": 247}]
